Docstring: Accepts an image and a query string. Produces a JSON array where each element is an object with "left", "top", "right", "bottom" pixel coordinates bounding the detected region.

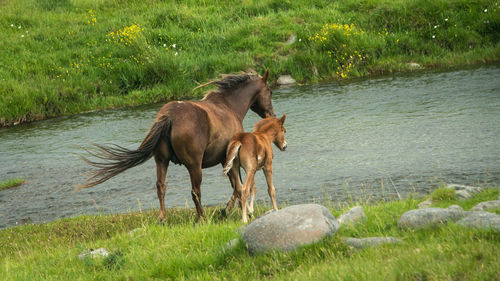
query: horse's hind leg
[
  {"left": 247, "top": 182, "right": 257, "bottom": 217},
  {"left": 241, "top": 168, "right": 256, "bottom": 223},
  {"left": 263, "top": 165, "right": 278, "bottom": 211},
  {"left": 154, "top": 155, "right": 170, "bottom": 223},
  {"left": 188, "top": 164, "right": 205, "bottom": 220},
  {"left": 224, "top": 161, "right": 243, "bottom": 215}
]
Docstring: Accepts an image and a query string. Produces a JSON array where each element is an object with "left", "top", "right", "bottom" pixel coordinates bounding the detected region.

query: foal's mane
[
  {"left": 253, "top": 117, "right": 279, "bottom": 133},
  {"left": 196, "top": 73, "right": 260, "bottom": 100}
]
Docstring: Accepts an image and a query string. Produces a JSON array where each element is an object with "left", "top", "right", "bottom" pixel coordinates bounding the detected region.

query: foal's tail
[
  {"left": 76, "top": 115, "right": 172, "bottom": 190},
  {"left": 222, "top": 141, "right": 241, "bottom": 177}
]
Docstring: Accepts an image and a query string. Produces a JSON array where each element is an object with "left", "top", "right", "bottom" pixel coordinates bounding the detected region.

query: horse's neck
[
  {"left": 255, "top": 127, "right": 276, "bottom": 143},
  {"left": 221, "top": 84, "right": 258, "bottom": 121}
]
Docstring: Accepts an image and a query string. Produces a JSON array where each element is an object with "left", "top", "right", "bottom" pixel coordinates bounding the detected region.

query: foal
[{"left": 223, "top": 114, "right": 287, "bottom": 222}]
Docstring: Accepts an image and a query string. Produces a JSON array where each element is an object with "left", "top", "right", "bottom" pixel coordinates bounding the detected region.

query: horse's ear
[
  {"left": 280, "top": 114, "right": 286, "bottom": 124},
  {"left": 262, "top": 69, "right": 269, "bottom": 83}
]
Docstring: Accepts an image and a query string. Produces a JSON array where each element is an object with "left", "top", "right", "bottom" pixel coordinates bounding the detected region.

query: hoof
[{"left": 220, "top": 208, "right": 228, "bottom": 218}]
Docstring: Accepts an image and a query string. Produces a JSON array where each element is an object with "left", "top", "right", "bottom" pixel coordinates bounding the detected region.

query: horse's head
[
  {"left": 273, "top": 114, "right": 287, "bottom": 151},
  {"left": 250, "top": 69, "right": 275, "bottom": 118}
]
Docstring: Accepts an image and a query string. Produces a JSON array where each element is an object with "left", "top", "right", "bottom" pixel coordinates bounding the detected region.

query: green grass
[
  {"left": 1, "top": 188, "right": 499, "bottom": 280},
  {"left": 1, "top": 0, "right": 499, "bottom": 126},
  {"left": 0, "top": 178, "right": 24, "bottom": 191}
]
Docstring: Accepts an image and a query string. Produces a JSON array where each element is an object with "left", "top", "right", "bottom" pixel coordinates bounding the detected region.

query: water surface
[{"left": 1, "top": 66, "right": 499, "bottom": 228}]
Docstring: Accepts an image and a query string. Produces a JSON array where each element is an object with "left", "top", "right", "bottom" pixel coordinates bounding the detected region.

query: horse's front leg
[{"left": 187, "top": 164, "right": 205, "bottom": 220}]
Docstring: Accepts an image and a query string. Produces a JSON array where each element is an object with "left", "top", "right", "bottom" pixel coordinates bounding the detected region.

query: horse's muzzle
[{"left": 281, "top": 142, "right": 287, "bottom": 151}]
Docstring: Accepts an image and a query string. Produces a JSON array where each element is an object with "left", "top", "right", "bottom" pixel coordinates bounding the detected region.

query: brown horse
[
  {"left": 78, "top": 70, "right": 275, "bottom": 222},
  {"left": 223, "top": 114, "right": 287, "bottom": 222}
]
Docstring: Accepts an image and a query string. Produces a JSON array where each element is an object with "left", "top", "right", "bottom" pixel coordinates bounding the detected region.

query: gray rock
[
  {"left": 285, "top": 34, "right": 296, "bottom": 45},
  {"left": 223, "top": 239, "right": 240, "bottom": 251},
  {"left": 242, "top": 204, "right": 339, "bottom": 254},
  {"left": 457, "top": 211, "right": 500, "bottom": 231},
  {"left": 78, "top": 248, "right": 109, "bottom": 259},
  {"left": 418, "top": 199, "right": 433, "bottom": 209},
  {"left": 407, "top": 62, "right": 422, "bottom": 69},
  {"left": 470, "top": 200, "right": 500, "bottom": 212},
  {"left": 447, "top": 205, "right": 464, "bottom": 212},
  {"left": 455, "top": 189, "right": 472, "bottom": 199},
  {"left": 343, "top": 237, "right": 401, "bottom": 249},
  {"left": 398, "top": 207, "right": 465, "bottom": 229},
  {"left": 446, "top": 184, "right": 482, "bottom": 194},
  {"left": 338, "top": 206, "right": 366, "bottom": 225},
  {"left": 277, "top": 75, "right": 296, "bottom": 86}
]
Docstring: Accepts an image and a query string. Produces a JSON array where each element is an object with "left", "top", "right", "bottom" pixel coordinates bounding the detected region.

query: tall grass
[{"left": 1, "top": 0, "right": 498, "bottom": 126}]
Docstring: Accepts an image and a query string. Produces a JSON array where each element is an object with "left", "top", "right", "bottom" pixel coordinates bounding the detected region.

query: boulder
[
  {"left": 470, "top": 200, "right": 500, "bottom": 212},
  {"left": 398, "top": 206, "right": 465, "bottom": 229},
  {"left": 242, "top": 204, "right": 339, "bottom": 254},
  {"left": 343, "top": 237, "right": 401, "bottom": 249},
  {"left": 457, "top": 211, "right": 500, "bottom": 231},
  {"left": 338, "top": 206, "right": 366, "bottom": 225},
  {"left": 418, "top": 198, "right": 433, "bottom": 209},
  {"left": 276, "top": 75, "right": 296, "bottom": 86}
]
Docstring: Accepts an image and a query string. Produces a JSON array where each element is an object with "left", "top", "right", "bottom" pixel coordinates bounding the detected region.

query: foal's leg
[
  {"left": 241, "top": 168, "right": 256, "bottom": 223},
  {"left": 263, "top": 164, "right": 278, "bottom": 211},
  {"left": 154, "top": 155, "right": 169, "bottom": 223},
  {"left": 247, "top": 182, "right": 257, "bottom": 217}
]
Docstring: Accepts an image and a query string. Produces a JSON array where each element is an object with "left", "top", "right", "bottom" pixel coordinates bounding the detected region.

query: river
[{"left": 0, "top": 65, "right": 499, "bottom": 228}]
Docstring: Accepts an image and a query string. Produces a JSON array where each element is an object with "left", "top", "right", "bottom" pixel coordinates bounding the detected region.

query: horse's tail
[
  {"left": 76, "top": 115, "right": 172, "bottom": 190},
  {"left": 222, "top": 140, "right": 241, "bottom": 177}
]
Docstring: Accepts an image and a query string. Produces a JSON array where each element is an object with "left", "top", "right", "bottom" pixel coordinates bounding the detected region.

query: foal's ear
[
  {"left": 265, "top": 113, "right": 271, "bottom": 118},
  {"left": 262, "top": 69, "right": 269, "bottom": 83},
  {"left": 280, "top": 113, "right": 286, "bottom": 124}
]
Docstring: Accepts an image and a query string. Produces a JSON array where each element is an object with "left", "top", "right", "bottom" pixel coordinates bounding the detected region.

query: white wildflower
[
  {"left": 18, "top": 26, "right": 21, "bottom": 29},
  {"left": 163, "top": 43, "right": 166, "bottom": 47},
  {"left": 432, "top": 35, "right": 435, "bottom": 39},
  {"left": 10, "top": 24, "right": 14, "bottom": 27},
  {"left": 21, "top": 34, "right": 24, "bottom": 38},
  {"left": 484, "top": 9, "right": 487, "bottom": 13},
  {"left": 445, "top": 18, "right": 448, "bottom": 21},
  {"left": 172, "top": 43, "right": 176, "bottom": 48},
  {"left": 175, "top": 52, "right": 178, "bottom": 56}
]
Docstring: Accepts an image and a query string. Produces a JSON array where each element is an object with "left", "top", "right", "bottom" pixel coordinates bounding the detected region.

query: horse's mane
[{"left": 196, "top": 73, "right": 259, "bottom": 100}]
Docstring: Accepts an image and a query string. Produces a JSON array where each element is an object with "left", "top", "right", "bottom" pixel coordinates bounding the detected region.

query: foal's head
[
  {"left": 250, "top": 69, "right": 275, "bottom": 118},
  {"left": 254, "top": 114, "right": 287, "bottom": 151}
]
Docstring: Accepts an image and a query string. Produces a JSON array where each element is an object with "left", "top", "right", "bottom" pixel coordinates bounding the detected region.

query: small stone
[
  {"left": 470, "top": 200, "right": 500, "bottom": 212},
  {"left": 447, "top": 205, "right": 464, "bottom": 212},
  {"left": 285, "top": 34, "right": 296, "bottom": 45},
  {"left": 343, "top": 237, "right": 401, "bottom": 249},
  {"left": 78, "top": 248, "right": 109, "bottom": 259},
  {"left": 223, "top": 239, "right": 240, "bottom": 251},
  {"left": 455, "top": 190, "right": 472, "bottom": 199},
  {"left": 276, "top": 75, "right": 296, "bottom": 86},
  {"left": 446, "top": 184, "right": 482, "bottom": 194},
  {"left": 398, "top": 207, "right": 465, "bottom": 229},
  {"left": 457, "top": 211, "right": 500, "bottom": 231},
  {"left": 242, "top": 204, "right": 339, "bottom": 254},
  {"left": 338, "top": 206, "right": 366, "bottom": 225},
  {"left": 407, "top": 62, "right": 422, "bottom": 69},
  {"left": 418, "top": 199, "right": 433, "bottom": 209}
]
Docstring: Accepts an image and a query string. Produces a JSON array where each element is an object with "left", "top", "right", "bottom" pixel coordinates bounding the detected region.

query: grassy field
[
  {"left": 1, "top": 187, "right": 499, "bottom": 280},
  {"left": 1, "top": 0, "right": 499, "bottom": 126}
]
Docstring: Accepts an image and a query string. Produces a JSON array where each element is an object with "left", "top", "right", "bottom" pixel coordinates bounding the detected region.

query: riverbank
[
  {"left": 1, "top": 187, "right": 498, "bottom": 280},
  {"left": 1, "top": 0, "right": 498, "bottom": 126}
]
